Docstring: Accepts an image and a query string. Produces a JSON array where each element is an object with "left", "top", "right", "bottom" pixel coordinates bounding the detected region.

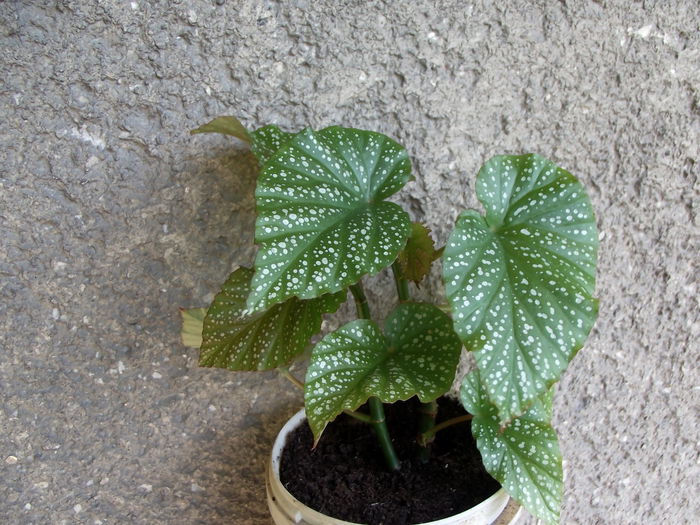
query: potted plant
[{"left": 180, "top": 116, "right": 599, "bottom": 525}]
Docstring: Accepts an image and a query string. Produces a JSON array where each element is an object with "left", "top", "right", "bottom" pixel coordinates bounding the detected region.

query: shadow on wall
[
  {"left": 177, "top": 146, "right": 260, "bottom": 300},
  {"left": 176, "top": 383, "right": 301, "bottom": 524}
]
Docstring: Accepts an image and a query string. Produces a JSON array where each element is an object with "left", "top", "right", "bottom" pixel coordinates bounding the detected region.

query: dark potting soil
[{"left": 279, "top": 397, "right": 500, "bottom": 525}]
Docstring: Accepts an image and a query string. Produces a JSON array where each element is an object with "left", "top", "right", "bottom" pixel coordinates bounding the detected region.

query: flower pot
[{"left": 266, "top": 408, "right": 523, "bottom": 525}]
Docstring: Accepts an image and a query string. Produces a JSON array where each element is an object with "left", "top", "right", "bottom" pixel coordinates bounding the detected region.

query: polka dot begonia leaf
[
  {"left": 200, "top": 267, "right": 346, "bottom": 371},
  {"left": 443, "top": 154, "right": 598, "bottom": 424},
  {"left": 249, "top": 125, "right": 296, "bottom": 168},
  {"left": 304, "top": 302, "right": 462, "bottom": 442},
  {"left": 246, "top": 126, "right": 412, "bottom": 312},
  {"left": 461, "top": 370, "right": 562, "bottom": 525}
]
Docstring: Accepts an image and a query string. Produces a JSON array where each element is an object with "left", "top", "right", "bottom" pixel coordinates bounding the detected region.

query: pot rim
[{"left": 268, "top": 407, "right": 511, "bottom": 525}]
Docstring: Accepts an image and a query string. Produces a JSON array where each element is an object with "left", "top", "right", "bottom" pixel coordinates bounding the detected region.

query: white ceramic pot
[{"left": 266, "top": 408, "right": 523, "bottom": 525}]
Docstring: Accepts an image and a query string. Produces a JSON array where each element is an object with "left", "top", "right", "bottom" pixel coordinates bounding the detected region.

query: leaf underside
[
  {"left": 247, "top": 126, "right": 412, "bottom": 312},
  {"left": 304, "top": 302, "right": 462, "bottom": 440},
  {"left": 180, "top": 308, "right": 207, "bottom": 348},
  {"left": 200, "top": 267, "right": 345, "bottom": 371},
  {"left": 461, "top": 371, "right": 562, "bottom": 525},
  {"left": 443, "top": 154, "right": 598, "bottom": 423}
]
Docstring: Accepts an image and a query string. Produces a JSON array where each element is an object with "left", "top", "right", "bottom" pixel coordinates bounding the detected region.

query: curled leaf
[{"left": 397, "top": 222, "right": 443, "bottom": 285}]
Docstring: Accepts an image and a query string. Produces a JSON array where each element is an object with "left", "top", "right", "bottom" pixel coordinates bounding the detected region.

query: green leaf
[
  {"left": 443, "top": 154, "right": 598, "bottom": 423},
  {"left": 180, "top": 307, "right": 207, "bottom": 348},
  {"left": 190, "top": 117, "right": 295, "bottom": 168},
  {"left": 249, "top": 125, "right": 296, "bottom": 167},
  {"left": 304, "top": 302, "right": 461, "bottom": 440},
  {"left": 190, "top": 116, "right": 251, "bottom": 143},
  {"left": 247, "top": 126, "right": 412, "bottom": 312},
  {"left": 200, "top": 267, "right": 345, "bottom": 371},
  {"left": 397, "top": 222, "right": 443, "bottom": 285},
  {"left": 461, "top": 371, "right": 562, "bottom": 525}
]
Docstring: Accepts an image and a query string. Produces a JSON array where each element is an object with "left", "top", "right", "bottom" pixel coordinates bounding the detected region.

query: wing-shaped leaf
[
  {"left": 201, "top": 267, "right": 345, "bottom": 371},
  {"left": 397, "top": 222, "right": 443, "bottom": 285},
  {"left": 180, "top": 307, "right": 207, "bottom": 348},
  {"left": 249, "top": 125, "right": 295, "bottom": 167},
  {"left": 304, "top": 303, "right": 461, "bottom": 440},
  {"left": 461, "top": 371, "right": 562, "bottom": 525},
  {"left": 247, "top": 126, "right": 412, "bottom": 312},
  {"left": 190, "top": 116, "right": 251, "bottom": 143},
  {"left": 443, "top": 154, "right": 598, "bottom": 422}
]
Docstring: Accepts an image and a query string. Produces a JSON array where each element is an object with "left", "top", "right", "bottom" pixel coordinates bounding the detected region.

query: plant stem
[
  {"left": 348, "top": 281, "right": 400, "bottom": 471},
  {"left": 417, "top": 400, "right": 438, "bottom": 463},
  {"left": 391, "top": 261, "right": 410, "bottom": 302},
  {"left": 278, "top": 367, "right": 372, "bottom": 424},
  {"left": 369, "top": 397, "right": 400, "bottom": 471},
  {"left": 418, "top": 414, "right": 473, "bottom": 446},
  {"left": 279, "top": 367, "right": 304, "bottom": 390},
  {"left": 344, "top": 409, "right": 373, "bottom": 424},
  {"left": 349, "top": 282, "right": 372, "bottom": 319},
  {"left": 390, "top": 262, "right": 439, "bottom": 462}
]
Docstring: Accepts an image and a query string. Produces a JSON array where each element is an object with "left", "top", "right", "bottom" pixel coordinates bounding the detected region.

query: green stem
[
  {"left": 349, "top": 282, "right": 372, "bottom": 319},
  {"left": 418, "top": 414, "right": 473, "bottom": 446},
  {"left": 348, "top": 281, "right": 400, "bottom": 471},
  {"left": 344, "top": 409, "right": 373, "bottom": 424},
  {"left": 369, "top": 397, "right": 400, "bottom": 471},
  {"left": 391, "top": 261, "right": 410, "bottom": 302},
  {"left": 391, "top": 262, "right": 439, "bottom": 461},
  {"left": 278, "top": 367, "right": 304, "bottom": 390},
  {"left": 417, "top": 400, "right": 438, "bottom": 463}
]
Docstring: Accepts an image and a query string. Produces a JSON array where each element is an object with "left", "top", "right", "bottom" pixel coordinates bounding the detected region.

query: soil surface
[{"left": 280, "top": 397, "right": 499, "bottom": 525}]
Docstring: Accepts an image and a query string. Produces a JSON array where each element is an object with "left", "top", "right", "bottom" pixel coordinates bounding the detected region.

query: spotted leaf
[
  {"left": 247, "top": 126, "right": 412, "bottom": 312},
  {"left": 200, "top": 267, "right": 345, "bottom": 371},
  {"left": 304, "top": 303, "right": 462, "bottom": 441},
  {"left": 249, "top": 125, "right": 296, "bottom": 167},
  {"left": 461, "top": 370, "right": 562, "bottom": 525},
  {"left": 443, "top": 154, "right": 598, "bottom": 423},
  {"left": 397, "top": 222, "right": 443, "bottom": 285},
  {"left": 180, "top": 307, "right": 207, "bottom": 348}
]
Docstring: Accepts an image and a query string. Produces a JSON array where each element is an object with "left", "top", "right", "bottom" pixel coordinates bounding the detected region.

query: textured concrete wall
[{"left": 2, "top": 1, "right": 698, "bottom": 524}]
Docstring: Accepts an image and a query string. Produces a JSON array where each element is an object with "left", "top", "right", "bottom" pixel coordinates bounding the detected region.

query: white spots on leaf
[
  {"left": 462, "top": 374, "right": 562, "bottom": 524},
  {"left": 445, "top": 154, "right": 598, "bottom": 421},
  {"left": 200, "top": 268, "right": 344, "bottom": 371},
  {"left": 305, "top": 305, "right": 461, "bottom": 439},
  {"left": 249, "top": 127, "right": 411, "bottom": 311}
]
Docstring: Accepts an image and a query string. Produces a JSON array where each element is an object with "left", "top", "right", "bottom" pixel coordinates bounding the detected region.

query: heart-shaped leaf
[
  {"left": 180, "top": 307, "right": 207, "bottom": 348},
  {"left": 443, "top": 154, "right": 598, "bottom": 422},
  {"left": 461, "top": 370, "right": 562, "bottom": 525},
  {"left": 397, "top": 222, "right": 443, "bottom": 285},
  {"left": 247, "top": 126, "right": 412, "bottom": 312},
  {"left": 200, "top": 267, "right": 345, "bottom": 371},
  {"left": 304, "top": 302, "right": 461, "bottom": 440}
]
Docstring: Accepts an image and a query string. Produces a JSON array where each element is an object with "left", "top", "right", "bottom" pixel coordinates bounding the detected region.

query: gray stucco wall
[{"left": 2, "top": 1, "right": 698, "bottom": 523}]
